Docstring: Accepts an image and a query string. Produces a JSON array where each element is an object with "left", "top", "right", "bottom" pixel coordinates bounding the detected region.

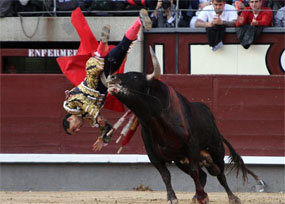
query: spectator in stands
[
  {"left": 151, "top": 0, "right": 178, "bottom": 28},
  {"left": 195, "top": 0, "right": 237, "bottom": 51},
  {"left": 78, "top": 0, "right": 93, "bottom": 11},
  {"left": 177, "top": 0, "right": 200, "bottom": 27},
  {"left": 236, "top": 0, "right": 273, "bottom": 26},
  {"left": 274, "top": 6, "right": 285, "bottom": 27},
  {"left": 264, "top": 0, "right": 284, "bottom": 16},
  {"left": 195, "top": 0, "right": 237, "bottom": 28},
  {"left": 56, "top": 0, "right": 78, "bottom": 11},
  {"left": 0, "top": 0, "right": 14, "bottom": 17},
  {"left": 0, "top": 0, "right": 43, "bottom": 17},
  {"left": 124, "top": 0, "right": 200, "bottom": 27},
  {"left": 233, "top": 0, "right": 248, "bottom": 16},
  {"left": 234, "top": 0, "right": 283, "bottom": 14},
  {"left": 125, "top": 0, "right": 157, "bottom": 10},
  {"left": 235, "top": 0, "right": 272, "bottom": 49},
  {"left": 190, "top": 0, "right": 211, "bottom": 28}
]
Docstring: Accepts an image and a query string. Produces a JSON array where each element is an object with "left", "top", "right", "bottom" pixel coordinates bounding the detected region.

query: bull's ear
[{"left": 146, "top": 46, "right": 161, "bottom": 80}]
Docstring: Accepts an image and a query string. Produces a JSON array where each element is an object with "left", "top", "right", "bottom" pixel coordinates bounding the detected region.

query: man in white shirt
[
  {"left": 194, "top": 0, "right": 237, "bottom": 51},
  {"left": 190, "top": 0, "right": 211, "bottom": 28},
  {"left": 195, "top": 0, "right": 237, "bottom": 27}
]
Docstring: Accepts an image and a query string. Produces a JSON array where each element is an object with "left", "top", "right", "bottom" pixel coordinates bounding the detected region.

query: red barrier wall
[{"left": 0, "top": 74, "right": 284, "bottom": 156}]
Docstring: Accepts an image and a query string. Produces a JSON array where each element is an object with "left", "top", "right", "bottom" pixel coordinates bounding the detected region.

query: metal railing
[{"left": 7, "top": 0, "right": 282, "bottom": 29}]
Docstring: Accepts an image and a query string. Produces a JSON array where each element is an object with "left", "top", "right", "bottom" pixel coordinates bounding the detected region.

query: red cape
[{"left": 57, "top": 7, "right": 124, "bottom": 112}]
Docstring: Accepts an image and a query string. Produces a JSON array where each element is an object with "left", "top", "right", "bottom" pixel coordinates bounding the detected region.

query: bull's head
[{"left": 100, "top": 46, "right": 163, "bottom": 117}]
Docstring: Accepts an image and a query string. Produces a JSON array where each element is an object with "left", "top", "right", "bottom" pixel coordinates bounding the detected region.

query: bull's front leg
[
  {"left": 154, "top": 162, "right": 178, "bottom": 204},
  {"left": 141, "top": 130, "right": 177, "bottom": 203}
]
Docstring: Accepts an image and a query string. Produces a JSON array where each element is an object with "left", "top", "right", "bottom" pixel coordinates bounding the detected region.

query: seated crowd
[{"left": 0, "top": 0, "right": 284, "bottom": 27}]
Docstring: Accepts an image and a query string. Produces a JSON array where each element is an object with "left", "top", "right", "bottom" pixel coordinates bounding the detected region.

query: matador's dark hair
[{"left": 62, "top": 113, "right": 72, "bottom": 135}]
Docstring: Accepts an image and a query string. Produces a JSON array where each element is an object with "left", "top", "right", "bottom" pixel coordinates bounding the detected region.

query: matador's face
[{"left": 67, "top": 114, "right": 84, "bottom": 135}]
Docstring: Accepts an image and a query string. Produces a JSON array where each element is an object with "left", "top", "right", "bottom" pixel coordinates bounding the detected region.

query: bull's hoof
[
  {"left": 229, "top": 195, "right": 241, "bottom": 204},
  {"left": 191, "top": 197, "right": 197, "bottom": 204},
  {"left": 167, "top": 199, "right": 178, "bottom": 204},
  {"left": 191, "top": 195, "right": 198, "bottom": 203},
  {"left": 197, "top": 194, "right": 209, "bottom": 204}
]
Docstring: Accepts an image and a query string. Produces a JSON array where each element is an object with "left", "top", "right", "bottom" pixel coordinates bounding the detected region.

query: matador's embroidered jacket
[{"left": 63, "top": 56, "right": 105, "bottom": 127}]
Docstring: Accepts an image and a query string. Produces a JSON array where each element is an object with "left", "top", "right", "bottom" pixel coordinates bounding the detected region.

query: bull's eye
[{"left": 133, "top": 76, "right": 137, "bottom": 79}]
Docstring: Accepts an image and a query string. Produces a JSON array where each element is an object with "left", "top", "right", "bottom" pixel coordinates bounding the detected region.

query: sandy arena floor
[{"left": 0, "top": 191, "right": 284, "bottom": 204}]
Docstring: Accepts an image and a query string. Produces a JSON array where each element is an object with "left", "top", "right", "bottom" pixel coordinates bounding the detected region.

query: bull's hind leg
[
  {"left": 175, "top": 161, "right": 209, "bottom": 204},
  {"left": 200, "top": 150, "right": 221, "bottom": 176},
  {"left": 215, "top": 159, "right": 241, "bottom": 204},
  {"left": 175, "top": 161, "right": 208, "bottom": 204},
  {"left": 217, "top": 173, "right": 241, "bottom": 204}
]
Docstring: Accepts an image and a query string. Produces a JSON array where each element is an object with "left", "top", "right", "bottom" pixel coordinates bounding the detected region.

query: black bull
[{"left": 104, "top": 48, "right": 258, "bottom": 204}]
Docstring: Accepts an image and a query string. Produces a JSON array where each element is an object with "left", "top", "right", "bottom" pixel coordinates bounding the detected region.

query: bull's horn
[
  {"left": 146, "top": 46, "right": 161, "bottom": 80},
  {"left": 100, "top": 72, "right": 108, "bottom": 87}
]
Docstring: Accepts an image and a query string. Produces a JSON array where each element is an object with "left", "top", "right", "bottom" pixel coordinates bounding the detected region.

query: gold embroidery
[{"left": 63, "top": 56, "right": 105, "bottom": 126}]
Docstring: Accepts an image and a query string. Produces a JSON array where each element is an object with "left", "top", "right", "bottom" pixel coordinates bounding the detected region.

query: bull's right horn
[
  {"left": 146, "top": 46, "right": 161, "bottom": 80},
  {"left": 100, "top": 72, "right": 108, "bottom": 87}
]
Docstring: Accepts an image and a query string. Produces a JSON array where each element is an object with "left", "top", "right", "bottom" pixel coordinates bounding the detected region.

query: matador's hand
[{"left": 92, "top": 137, "right": 104, "bottom": 152}]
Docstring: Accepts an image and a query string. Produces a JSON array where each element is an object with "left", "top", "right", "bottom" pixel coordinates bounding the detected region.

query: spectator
[
  {"left": 234, "top": 0, "right": 283, "bottom": 13},
  {"left": 151, "top": 0, "right": 179, "bottom": 28},
  {"left": 190, "top": 0, "right": 211, "bottom": 28},
  {"left": 233, "top": 0, "right": 248, "bottom": 15},
  {"left": 274, "top": 6, "right": 285, "bottom": 27},
  {"left": 123, "top": 0, "right": 199, "bottom": 27},
  {"left": 78, "top": 0, "right": 93, "bottom": 11},
  {"left": 195, "top": 0, "right": 237, "bottom": 51},
  {"left": 236, "top": 0, "right": 273, "bottom": 26},
  {"left": 0, "top": 0, "right": 14, "bottom": 17},
  {"left": 235, "top": 0, "right": 273, "bottom": 49},
  {"left": 56, "top": 0, "right": 78, "bottom": 11},
  {"left": 125, "top": 0, "right": 157, "bottom": 9},
  {"left": 195, "top": 0, "right": 237, "bottom": 27},
  {"left": 265, "top": 0, "right": 284, "bottom": 16},
  {"left": 177, "top": 0, "right": 200, "bottom": 27}
]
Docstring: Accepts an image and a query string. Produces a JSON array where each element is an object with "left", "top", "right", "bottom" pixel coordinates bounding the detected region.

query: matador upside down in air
[{"left": 57, "top": 8, "right": 151, "bottom": 151}]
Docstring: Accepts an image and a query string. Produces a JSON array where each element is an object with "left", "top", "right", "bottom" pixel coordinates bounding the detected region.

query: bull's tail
[{"left": 222, "top": 136, "right": 259, "bottom": 182}]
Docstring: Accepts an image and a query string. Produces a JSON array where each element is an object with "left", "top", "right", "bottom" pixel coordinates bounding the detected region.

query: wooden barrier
[{"left": 0, "top": 74, "right": 284, "bottom": 156}]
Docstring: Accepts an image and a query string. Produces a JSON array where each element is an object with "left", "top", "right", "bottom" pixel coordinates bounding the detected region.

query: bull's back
[
  {"left": 175, "top": 91, "right": 214, "bottom": 123},
  {"left": 175, "top": 91, "right": 222, "bottom": 146}
]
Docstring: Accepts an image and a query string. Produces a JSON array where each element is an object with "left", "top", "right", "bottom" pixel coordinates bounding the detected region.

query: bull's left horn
[
  {"left": 146, "top": 46, "right": 161, "bottom": 80},
  {"left": 100, "top": 72, "right": 108, "bottom": 87}
]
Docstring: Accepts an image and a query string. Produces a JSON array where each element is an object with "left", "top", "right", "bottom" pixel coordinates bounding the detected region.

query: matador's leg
[{"left": 104, "top": 9, "right": 151, "bottom": 75}]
